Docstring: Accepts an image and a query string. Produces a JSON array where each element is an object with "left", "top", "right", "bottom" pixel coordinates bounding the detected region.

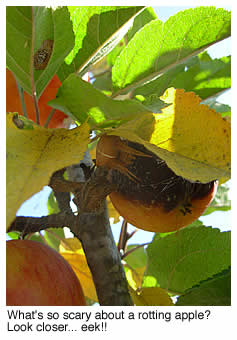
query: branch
[{"left": 9, "top": 212, "right": 75, "bottom": 235}]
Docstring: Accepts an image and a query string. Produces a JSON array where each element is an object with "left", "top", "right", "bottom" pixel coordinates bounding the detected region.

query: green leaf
[
  {"left": 91, "top": 7, "right": 157, "bottom": 92},
  {"left": 44, "top": 228, "right": 65, "bottom": 251},
  {"left": 127, "top": 7, "right": 157, "bottom": 41},
  {"left": 145, "top": 226, "right": 231, "bottom": 294},
  {"left": 124, "top": 244, "right": 148, "bottom": 290},
  {"left": 204, "top": 182, "right": 231, "bottom": 215},
  {"left": 7, "top": 232, "right": 20, "bottom": 240},
  {"left": 34, "top": 7, "right": 74, "bottom": 97},
  {"left": 106, "top": 39, "right": 126, "bottom": 67},
  {"left": 28, "top": 232, "right": 46, "bottom": 244},
  {"left": 135, "top": 94, "right": 170, "bottom": 113},
  {"left": 133, "top": 64, "right": 185, "bottom": 103},
  {"left": 57, "top": 6, "right": 145, "bottom": 80},
  {"left": 6, "top": 7, "right": 32, "bottom": 94},
  {"left": 112, "top": 7, "right": 231, "bottom": 93},
  {"left": 125, "top": 244, "right": 147, "bottom": 269},
  {"left": 132, "top": 55, "right": 199, "bottom": 100},
  {"left": 134, "top": 53, "right": 231, "bottom": 103},
  {"left": 176, "top": 268, "right": 231, "bottom": 306},
  {"left": 202, "top": 98, "right": 231, "bottom": 117},
  {"left": 49, "top": 73, "right": 156, "bottom": 128},
  {"left": 171, "top": 54, "right": 231, "bottom": 99},
  {"left": 47, "top": 191, "right": 60, "bottom": 215},
  {"left": 6, "top": 6, "right": 74, "bottom": 97},
  {"left": 106, "top": 7, "right": 157, "bottom": 68},
  {"left": 92, "top": 71, "right": 113, "bottom": 92}
]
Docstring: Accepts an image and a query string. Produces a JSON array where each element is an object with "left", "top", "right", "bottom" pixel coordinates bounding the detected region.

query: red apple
[{"left": 6, "top": 239, "right": 86, "bottom": 306}]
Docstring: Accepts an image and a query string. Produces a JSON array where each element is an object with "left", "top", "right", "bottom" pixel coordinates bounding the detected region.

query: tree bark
[
  {"left": 72, "top": 206, "right": 132, "bottom": 305},
  {"left": 68, "top": 161, "right": 133, "bottom": 306}
]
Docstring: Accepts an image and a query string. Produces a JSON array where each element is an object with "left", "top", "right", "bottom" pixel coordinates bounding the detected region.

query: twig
[
  {"left": 9, "top": 212, "right": 75, "bottom": 236},
  {"left": 121, "top": 242, "right": 150, "bottom": 259},
  {"left": 117, "top": 219, "right": 128, "bottom": 253},
  {"left": 31, "top": 7, "right": 40, "bottom": 125}
]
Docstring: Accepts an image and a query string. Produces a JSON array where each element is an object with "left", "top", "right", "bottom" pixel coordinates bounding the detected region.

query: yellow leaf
[
  {"left": 6, "top": 113, "right": 90, "bottom": 229},
  {"left": 59, "top": 237, "right": 84, "bottom": 253},
  {"left": 59, "top": 238, "right": 98, "bottom": 302},
  {"left": 106, "top": 196, "right": 121, "bottom": 224},
  {"left": 88, "top": 140, "right": 97, "bottom": 160},
  {"left": 108, "top": 88, "right": 231, "bottom": 183},
  {"left": 130, "top": 286, "right": 174, "bottom": 306},
  {"left": 132, "top": 266, "right": 146, "bottom": 288},
  {"left": 125, "top": 265, "right": 146, "bottom": 290}
]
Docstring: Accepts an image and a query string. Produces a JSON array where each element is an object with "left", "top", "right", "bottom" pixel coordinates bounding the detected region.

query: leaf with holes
[{"left": 6, "top": 6, "right": 74, "bottom": 97}]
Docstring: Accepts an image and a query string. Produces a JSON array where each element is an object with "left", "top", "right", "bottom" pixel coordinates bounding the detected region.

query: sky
[{"left": 13, "top": 5, "right": 231, "bottom": 245}]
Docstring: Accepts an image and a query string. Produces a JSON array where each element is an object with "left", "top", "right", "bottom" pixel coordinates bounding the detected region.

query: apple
[{"left": 6, "top": 239, "right": 86, "bottom": 306}]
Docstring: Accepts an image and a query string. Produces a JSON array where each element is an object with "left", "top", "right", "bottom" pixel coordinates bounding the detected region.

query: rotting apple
[
  {"left": 6, "top": 239, "right": 86, "bottom": 306},
  {"left": 96, "top": 134, "right": 218, "bottom": 233}
]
